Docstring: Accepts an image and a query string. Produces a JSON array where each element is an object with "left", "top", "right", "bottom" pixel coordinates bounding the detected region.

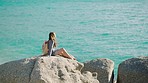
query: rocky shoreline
[{"left": 0, "top": 56, "right": 148, "bottom": 83}]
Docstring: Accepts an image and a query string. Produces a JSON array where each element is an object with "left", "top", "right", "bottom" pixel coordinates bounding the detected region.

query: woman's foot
[
  {"left": 70, "top": 55, "right": 76, "bottom": 60},
  {"left": 73, "top": 58, "right": 76, "bottom": 60}
]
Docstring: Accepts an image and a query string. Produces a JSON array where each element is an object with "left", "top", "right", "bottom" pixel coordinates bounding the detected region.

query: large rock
[
  {"left": 0, "top": 57, "right": 36, "bottom": 83},
  {"left": 117, "top": 56, "right": 148, "bottom": 83},
  {"left": 0, "top": 56, "right": 99, "bottom": 83},
  {"left": 81, "top": 58, "right": 114, "bottom": 83}
]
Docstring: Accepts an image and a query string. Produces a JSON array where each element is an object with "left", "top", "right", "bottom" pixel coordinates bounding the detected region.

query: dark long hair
[{"left": 49, "top": 32, "right": 57, "bottom": 47}]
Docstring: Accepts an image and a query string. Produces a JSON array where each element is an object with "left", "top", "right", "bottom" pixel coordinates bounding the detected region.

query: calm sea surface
[{"left": 0, "top": 0, "right": 148, "bottom": 76}]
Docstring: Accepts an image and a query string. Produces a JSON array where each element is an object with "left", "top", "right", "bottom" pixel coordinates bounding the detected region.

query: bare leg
[{"left": 55, "top": 48, "right": 75, "bottom": 60}]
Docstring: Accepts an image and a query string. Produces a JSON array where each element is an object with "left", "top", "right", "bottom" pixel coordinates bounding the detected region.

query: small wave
[
  {"left": 46, "top": 7, "right": 51, "bottom": 10},
  {"left": 101, "top": 33, "right": 110, "bottom": 36},
  {"left": 142, "top": 42, "right": 148, "bottom": 44}
]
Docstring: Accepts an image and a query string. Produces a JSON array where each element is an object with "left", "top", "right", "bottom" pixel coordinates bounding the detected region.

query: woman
[{"left": 42, "top": 32, "right": 76, "bottom": 60}]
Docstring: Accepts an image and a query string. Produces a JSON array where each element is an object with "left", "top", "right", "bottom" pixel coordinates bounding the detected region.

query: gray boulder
[
  {"left": 117, "top": 56, "right": 148, "bottom": 83},
  {"left": 81, "top": 58, "right": 114, "bottom": 83},
  {"left": 0, "top": 56, "right": 99, "bottom": 83},
  {"left": 0, "top": 57, "right": 36, "bottom": 83}
]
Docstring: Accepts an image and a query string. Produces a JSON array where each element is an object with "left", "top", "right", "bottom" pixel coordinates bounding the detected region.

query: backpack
[{"left": 42, "top": 41, "right": 48, "bottom": 55}]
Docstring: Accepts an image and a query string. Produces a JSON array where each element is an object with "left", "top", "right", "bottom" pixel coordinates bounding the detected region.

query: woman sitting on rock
[{"left": 42, "top": 32, "right": 76, "bottom": 60}]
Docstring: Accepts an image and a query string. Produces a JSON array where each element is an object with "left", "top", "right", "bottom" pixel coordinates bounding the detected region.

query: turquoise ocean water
[{"left": 0, "top": 0, "right": 148, "bottom": 77}]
